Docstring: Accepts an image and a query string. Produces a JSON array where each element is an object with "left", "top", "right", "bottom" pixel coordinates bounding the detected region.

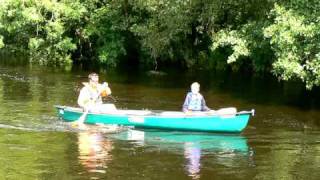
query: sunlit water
[{"left": 0, "top": 57, "right": 319, "bottom": 179}]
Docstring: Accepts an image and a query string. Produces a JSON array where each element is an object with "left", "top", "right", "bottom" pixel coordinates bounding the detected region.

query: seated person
[
  {"left": 182, "top": 82, "right": 210, "bottom": 112},
  {"left": 77, "top": 72, "right": 115, "bottom": 113}
]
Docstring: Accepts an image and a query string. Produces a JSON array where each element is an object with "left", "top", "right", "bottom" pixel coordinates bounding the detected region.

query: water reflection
[
  {"left": 112, "top": 129, "right": 250, "bottom": 179},
  {"left": 77, "top": 131, "right": 113, "bottom": 173},
  {"left": 1, "top": 57, "right": 320, "bottom": 179},
  {"left": 184, "top": 142, "right": 201, "bottom": 179}
]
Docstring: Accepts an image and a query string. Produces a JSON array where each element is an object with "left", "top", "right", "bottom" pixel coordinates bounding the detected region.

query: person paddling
[
  {"left": 182, "top": 82, "right": 210, "bottom": 113},
  {"left": 77, "top": 72, "right": 115, "bottom": 114}
]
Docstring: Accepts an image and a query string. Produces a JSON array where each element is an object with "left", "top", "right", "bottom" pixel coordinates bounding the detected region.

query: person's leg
[
  {"left": 87, "top": 105, "right": 101, "bottom": 114},
  {"left": 98, "top": 104, "right": 117, "bottom": 113}
]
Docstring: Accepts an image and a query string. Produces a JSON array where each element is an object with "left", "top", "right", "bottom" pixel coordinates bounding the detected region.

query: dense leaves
[
  {"left": 0, "top": 0, "right": 319, "bottom": 89},
  {"left": 0, "top": 0, "right": 81, "bottom": 65},
  {"left": 264, "top": 3, "right": 320, "bottom": 89}
]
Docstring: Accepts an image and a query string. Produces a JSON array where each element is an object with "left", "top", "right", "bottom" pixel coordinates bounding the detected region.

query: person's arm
[
  {"left": 182, "top": 93, "right": 191, "bottom": 112},
  {"left": 77, "top": 88, "right": 90, "bottom": 109},
  {"left": 201, "top": 95, "right": 211, "bottom": 111}
]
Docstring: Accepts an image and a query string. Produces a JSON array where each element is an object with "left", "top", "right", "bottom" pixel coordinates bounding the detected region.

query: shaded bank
[
  {"left": 0, "top": 55, "right": 319, "bottom": 111},
  {"left": 1, "top": 1, "right": 320, "bottom": 89}
]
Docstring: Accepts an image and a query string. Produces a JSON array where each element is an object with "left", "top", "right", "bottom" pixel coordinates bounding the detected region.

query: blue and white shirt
[{"left": 182, "top": 92, "right": 210, "bottom": 112}]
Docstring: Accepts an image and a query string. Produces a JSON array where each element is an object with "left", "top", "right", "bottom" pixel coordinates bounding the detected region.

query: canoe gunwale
[
  {"left": 55, "top": 105, "right": 254, "bottom": 118},
  {"left": 55, "top": 105, "right": 253, "bottom": 133}
]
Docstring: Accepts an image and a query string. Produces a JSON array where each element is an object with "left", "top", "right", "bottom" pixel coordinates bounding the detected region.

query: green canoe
[{"left": 55, "top": 106, "right": 254, "bottom": 133}]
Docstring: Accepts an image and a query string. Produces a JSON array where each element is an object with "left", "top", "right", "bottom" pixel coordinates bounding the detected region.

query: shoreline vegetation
[{"left": 0, "top": 0, "right": 320, "bottom": 89}]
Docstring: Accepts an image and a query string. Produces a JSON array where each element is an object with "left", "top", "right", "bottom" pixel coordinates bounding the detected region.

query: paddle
[
  {"left": 70, "top": 104, "right": 93, "bottom": 128},
  {"left": 208, "top": 108, "right": 255, "bottom": 116},
  {"left": 236, "top": 109, "right": 255, "bottom": 116},
  {"left": 77, "top": 110, "right": 89, "bottom": 124},
  {"left": 106, "top": 95, "right": 117, "bottom": 102},
  {"left": 184, "top": 107, "right": 254, "bottom": 117}
]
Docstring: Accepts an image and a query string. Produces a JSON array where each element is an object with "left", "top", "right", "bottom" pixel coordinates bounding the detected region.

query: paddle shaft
[
  {"left": 107, "top": 95, "right": 117, "bottom": 102},
  {"left": 77, "top": 110, "right": 89, "bottom": 124}
]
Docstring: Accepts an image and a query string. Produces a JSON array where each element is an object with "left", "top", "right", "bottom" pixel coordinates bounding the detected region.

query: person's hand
[
  {"left": 184, "top": 110, "right": 192, "bottom": 115},
  {"left": 100, "top": 82, "right": 111, "bottom": 96},
  {"left": 105, "top": 87, "right": 111, "bottom": 95}
]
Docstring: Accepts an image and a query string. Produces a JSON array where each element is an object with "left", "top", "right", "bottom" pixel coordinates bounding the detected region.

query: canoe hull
[
  {"left": 132, "top": 115, "right": 250, "bottom": 133},
  {"left": 56, "top": 106, "right": 252, "bottom": 133}
]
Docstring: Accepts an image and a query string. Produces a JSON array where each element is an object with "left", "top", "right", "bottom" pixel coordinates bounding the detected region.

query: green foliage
[
  {"left": 264, "top": 4, "right": 320, "bottom": 89},
  {"left": 0, "top": 0, "right": 320, "bottom": 89},
  {"left": 210, "top": 1, "right": 320, "bottom": 89},
  {"left": 82, "top": 1, "right": 127, "bottom": 66},
  {"left": 0, "top": 0, "right": 82, "bottom": 65},
  {"left": 131, "top": 0, "right": 191, "bottom": 59},
  {"left": 212, "top": 29, "right": 250, "bottom": 64},
  {"left": 211, "top": 20, "right": 273, "bottom": 73},
  {"left": 0, "top": 35, "right": 4, "bottom": 48},
  {"left": 131, "top": 0, "right": 219, "bottom": 68}
]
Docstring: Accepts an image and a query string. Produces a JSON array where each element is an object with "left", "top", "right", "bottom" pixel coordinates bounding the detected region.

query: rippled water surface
[{"left": 0, "top": 58, "right": 319, "bottom": 180}]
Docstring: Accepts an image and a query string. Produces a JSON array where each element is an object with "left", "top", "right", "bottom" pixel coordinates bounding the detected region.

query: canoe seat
[
  {"left": 100, "top": 104, "right": 117, "bottom": 111},
  {"left": 216, "top": 107, "right": 237, "bottom": 118},
  {"left": 160, "top": 111, "right": 185, "bottom": 116},
  {"left": 119, "top": 110, "right": 152, "bottom": 116}
]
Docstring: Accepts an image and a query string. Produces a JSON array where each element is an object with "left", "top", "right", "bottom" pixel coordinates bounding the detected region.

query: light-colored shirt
[
  {"left": 182, "top": 92, "right": 210, "bottom": 112},
  {"left": 77, "top": 83, "right": 103, "bottom": 109}
]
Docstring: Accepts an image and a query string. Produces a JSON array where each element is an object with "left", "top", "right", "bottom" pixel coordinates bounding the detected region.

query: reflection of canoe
[
  {"left": 55, "top": 106, "right": 254, "bottom": 133},
  {"left": 111, "top": 129, "right": 248, "bottom": 153}
]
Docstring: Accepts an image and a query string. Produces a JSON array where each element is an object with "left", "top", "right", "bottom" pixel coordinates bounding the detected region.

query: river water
[{"left": 0, "top": 58, "right": 319, "bottom": 180}]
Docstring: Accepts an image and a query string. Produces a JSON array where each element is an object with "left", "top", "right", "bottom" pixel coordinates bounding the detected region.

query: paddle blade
[
  {"left": 78, "top": 114, "right": 87, "bottom": 122},
  {"left": 76, "top": 111, "right": 89, "bottom": 124}
]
